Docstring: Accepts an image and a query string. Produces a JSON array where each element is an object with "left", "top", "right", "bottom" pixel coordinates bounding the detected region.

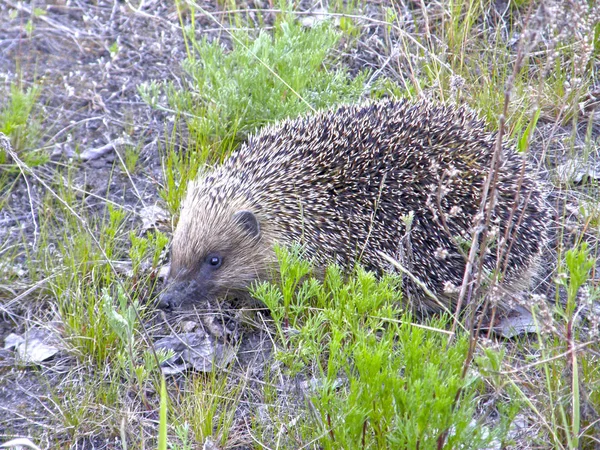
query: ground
[{"left": 1, "top": 1, "right": 185, "bottom": 444}]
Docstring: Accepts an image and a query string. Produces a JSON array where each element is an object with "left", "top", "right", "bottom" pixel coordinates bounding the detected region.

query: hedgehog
[{"left": 158, "top": 99, "right": 551, "bottom": 315}]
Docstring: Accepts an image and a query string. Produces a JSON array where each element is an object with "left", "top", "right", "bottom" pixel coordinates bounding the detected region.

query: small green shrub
[
  {"left": 252, "top": 246, "right": 516, "bottom": 448},
  {"left": 0, "top": 82, "right": 45, "bottom": 165}
]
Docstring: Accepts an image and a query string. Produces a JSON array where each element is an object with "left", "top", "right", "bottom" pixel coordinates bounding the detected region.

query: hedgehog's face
[{"left": 158, "top": 206, "right": 271, "bottom": 311}]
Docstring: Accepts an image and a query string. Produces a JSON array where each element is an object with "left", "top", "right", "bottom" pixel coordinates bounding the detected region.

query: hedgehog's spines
[{"left": 165, "top": 99, "right": 551, "bottom": 313}]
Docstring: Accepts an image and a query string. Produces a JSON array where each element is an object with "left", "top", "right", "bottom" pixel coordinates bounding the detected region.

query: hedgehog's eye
[{"left": 205, "top": 254, "right": 223, "bottom": 269}]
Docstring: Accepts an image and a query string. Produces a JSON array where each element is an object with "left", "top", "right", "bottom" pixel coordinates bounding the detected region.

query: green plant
[
  {"left": 0, "top": 83, "right": 45, "bottom": 165},
  {"left": 159, "top": 377, "right": 168, "bottom": 450},
  {"left": 181, "top": 371, "right": 244, "bottom": 447},
  {"left": 252, "top": 246, "right": 515, "bottom": 448},
  {"left": 123, "top": 143, "right": 141, "bottom": 174},
  {"left": 547, "top": 243, "right": 597, "bottom": 448}
]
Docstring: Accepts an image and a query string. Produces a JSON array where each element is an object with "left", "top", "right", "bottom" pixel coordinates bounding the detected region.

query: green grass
[
  {"left": 0, "top": 81, "right": 46, "bottom": 212},
  {"left": 7, "top": 161, "right": 170, "bottom": 443},
  {"left": 0, "top": 82, "right": 45, "bottom": 166},
  {"left": 531, "top": 243, "right": 598, "bottom": 448},
  {"left": 251, "top": 246, "right": 518, "bottom": 448},
  {"left": 38, "top": 192, "right": 167, "bottom": 364}
]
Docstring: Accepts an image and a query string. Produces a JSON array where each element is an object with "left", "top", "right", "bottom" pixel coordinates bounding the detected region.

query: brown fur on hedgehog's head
[{"left": 158, "top": 178, "right": 275, "bottom": 310}]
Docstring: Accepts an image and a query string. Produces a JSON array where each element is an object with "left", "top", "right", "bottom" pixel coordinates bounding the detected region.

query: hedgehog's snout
[
  {"left": 157, "top": 288, "right": 179, "bottom": 311},
  {"left": 157, "top": 279, "right": 202, "bottom": 311}
]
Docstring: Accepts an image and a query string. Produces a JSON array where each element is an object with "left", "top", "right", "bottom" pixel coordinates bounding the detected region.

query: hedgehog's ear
[{"left": 233, "top": 210, "right": 261, "bottom": 239}]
